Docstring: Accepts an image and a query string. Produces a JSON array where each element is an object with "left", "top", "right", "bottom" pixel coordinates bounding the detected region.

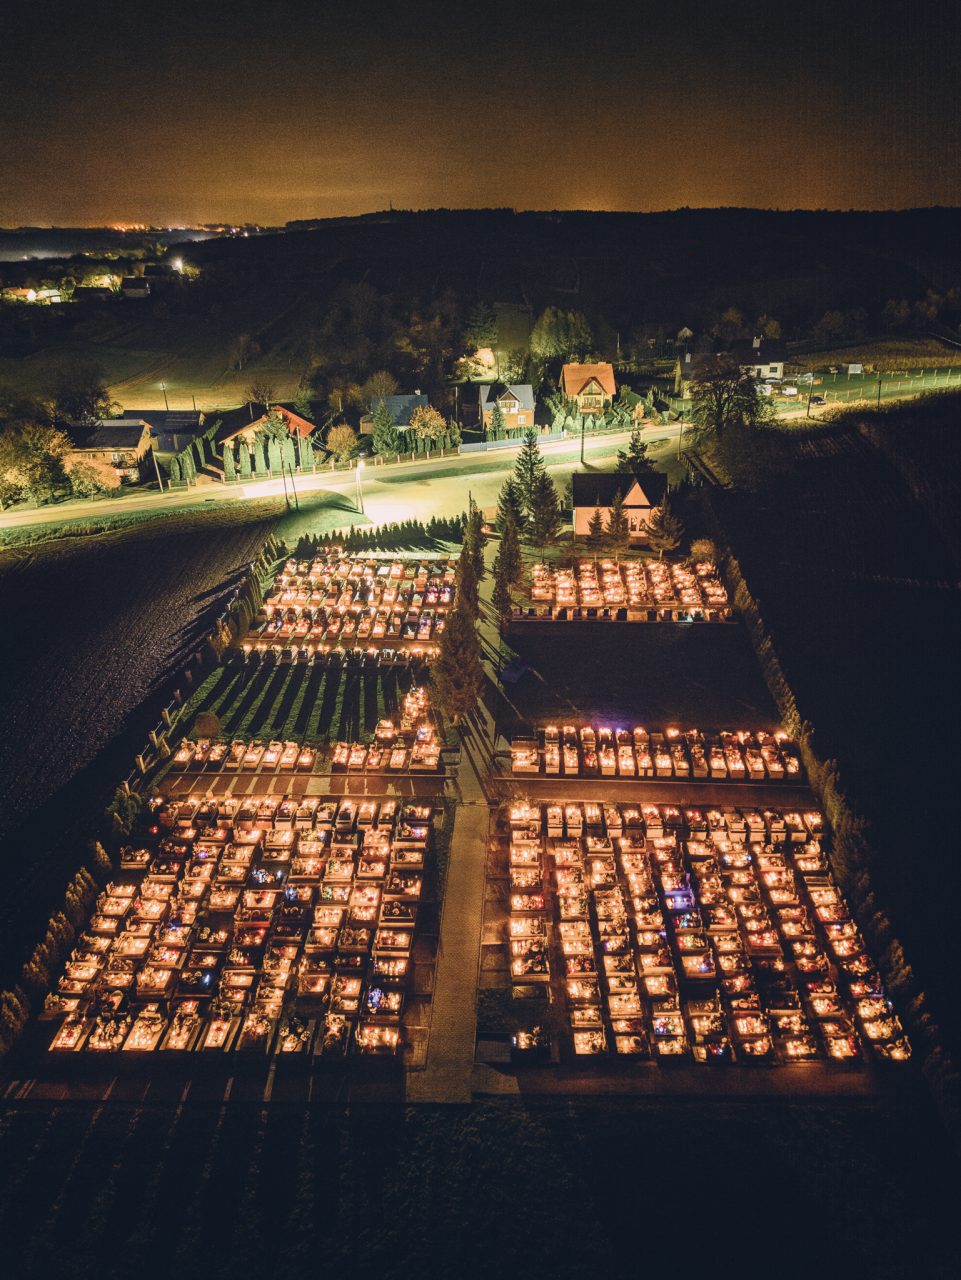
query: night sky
[{"left": 4, "top": 0, "right": 961, "bottom": 226}]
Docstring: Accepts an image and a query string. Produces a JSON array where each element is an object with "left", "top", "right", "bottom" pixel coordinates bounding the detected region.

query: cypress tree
[
  {"left": 456, "top": 547, "right": 479, "bottom": 617},
  {"left": 238, "top": 445, "right": 252, "bottom": 479},
  {"left": 253, "top": 436, "right": 267, "bottom": 476},
  {"left": 433, "top": 599, "right": 482, "bottom": 725},
  {"left": 223, "top": 445, "right": 236, "bottom": 481},
  {"left": 500, "top": 510, "right": 523, "bottom": 587},
  {"left": 282, "top": 435, "right": 297, "bottom": 471},
  {"left": 491, "top": 551, "right": 513, "bottom": 623},
  {"left": 267, "top": 436, "right": 282, "bottom": 474},
  {"left": 169, "top": 456, "right": 182, "bottom": 484},
  {"left": 489, "top": 401, "right": 506, "bottom": 440},
  {"left": 301, "top": 437, "right": 315, "bottom": 470}
]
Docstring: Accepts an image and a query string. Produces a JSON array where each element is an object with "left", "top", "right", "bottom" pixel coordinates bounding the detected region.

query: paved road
[{"left": 0, "top": 426, "right": 656, "bottom": 533}]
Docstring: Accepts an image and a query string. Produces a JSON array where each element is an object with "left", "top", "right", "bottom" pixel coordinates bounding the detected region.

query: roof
[
  {"left": 729, "top": 338, "right": 787, "bottom": 364},
  {"left": 478, "top": 382, "right": 535, "bottom": 412},
  {"left": 561, "top": 362, "right": 616, "bottom": 399},
  {"left": 121, "top": 277, "right": 150, "bottom": 290},
  {"left": 571, "top": 470, "right": 667, "bottom": 509},
  {"left": 677, "top": 352, "right": 721, "bottom": 382},
  {"left": 74, "top": 420, "right": 151, "bottom": 451},
  {"left": 219, "top": 403, "right": 319, "bottom": 442},
  {"left": 369, "top": 394, "right": 428, "bottom": 427}
]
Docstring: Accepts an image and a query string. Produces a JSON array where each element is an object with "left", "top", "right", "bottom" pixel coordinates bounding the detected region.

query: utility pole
[
  {"left": 287, "top": 461, "right": 299, "bottom": 510},
  {"left": 580, "top": 414, "right": 586, "bottom": 464},
  {"left": 877, "top": 377, "right": 882, "bottom": 408},
  {"left": 161, "top": 380, "right": 169, "bottom": 411},
  {"left": 151, "top": 446, "right": 165, "bottom": 492}
]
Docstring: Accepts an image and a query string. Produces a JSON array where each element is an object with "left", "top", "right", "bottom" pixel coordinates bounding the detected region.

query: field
[
  {"left": 0, "top": 1092, "right": 956, "bottom": 1279},
  {"left": 791, "top": 337, "right": 961, "bottom": 371},
  {"left": 0, "top": 506, "right": 277, "bottom": 983},
  {"left": 711, "top": 418, "right": 961, "bottom": 1060}
]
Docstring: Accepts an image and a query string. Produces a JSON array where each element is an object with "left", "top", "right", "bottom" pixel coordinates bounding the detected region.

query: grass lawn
[{"left": 184, "top": 658, "right": 418, "bottom": 744}]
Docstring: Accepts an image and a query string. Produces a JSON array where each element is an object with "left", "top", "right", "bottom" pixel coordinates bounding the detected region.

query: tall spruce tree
[
  {"left": 587, "top": 505, "right": 605, "bottom": 551},
  {"left": 496, "top": 476, "right": 525, "bottom": 533},
  {"left": 371, "top": 398, "right": 400, "bottom": 456},
  {"left": 513, "top": 428, "right": 546, "bottom": 517},
  {"left": 223, "top": 445, "right": 236, "bottom": 481},
  {"left": 605, "top": 489, "right": 630, "bottom": 560},
  {"left": 646, "top": 494, "right": 684, "bottom": 559},
  {"left": 433, "top": 599, "right": 482, "bottom": 725},
  {"left": 238, "top": 444, "right": 252, "bottom": 479},
  {"left": 616, "top": 425, "right": 651, "bottom": 477},
  {"left": 528, "top": 471, "right": 562, "bottom": 552}
]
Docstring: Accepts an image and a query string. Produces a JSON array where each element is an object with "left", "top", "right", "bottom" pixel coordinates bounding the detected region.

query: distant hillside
[{"left": 183, "top": 207, "right": 961, "bottom": 332}]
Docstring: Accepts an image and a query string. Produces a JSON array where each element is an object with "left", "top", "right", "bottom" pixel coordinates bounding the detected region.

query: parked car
[{"left": 810, "top": 395, "right": 826, "bottom": 406}]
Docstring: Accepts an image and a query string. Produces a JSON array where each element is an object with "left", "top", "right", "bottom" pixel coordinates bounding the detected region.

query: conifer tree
[
  {"left": 646, "top": 494, "right": 684, "bottom": 559},
  {"left": 253, "top": 436, "right": 267, "bottom": 475},
  {"left": 499, "top": 510, "right": 523, "bottom": 587},
  {"left": 238, "top": 444, "right": 252, "bottom": 479},
  {"left": 587, "top": 505, "right": 605, "bottom": 551},
  {"left": 456, "top": 546, "right": 479, "bottom": 617},
  {"left": 223, "top": 445, "right": 236, "bottom": 481},
  {"left": 371, "top": 398, "right": 400, "bottom": 456},
  {"left": 492, "top": 551, "right": 513, "bottom": 623},
  {"left": 528, "top": 471, "right": 562, "bottom": 552},
  {"left": 496, "top": 476, "right": 525, "bottom": 533},
  {"left": 489, "top": 401, "right": 506, "bottom": 440},
  {"left": 616, "top": 425, "right": 651, "bottom": 477},
  {"left": 605, "top": 489, "right": 630, "bottom": 561},
  {"left": 433, "top": 599, "right": 483, "bottom": 725},
  {"left": 513, "top": 428, "right": 546, "bottom": 516}
]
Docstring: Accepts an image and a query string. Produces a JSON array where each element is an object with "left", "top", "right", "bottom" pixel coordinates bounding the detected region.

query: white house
[{"left": 572, "top": 471, "right": 668, "bottom": 543}]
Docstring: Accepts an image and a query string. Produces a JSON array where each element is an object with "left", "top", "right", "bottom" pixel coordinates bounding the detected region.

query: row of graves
[
  {"left": 169, "top": 689, "right": 442, "bottom": 778},
  {"left": 511, "top": 725, "right": 802, "bottom": 783},
  {"left": 505, "top": 800, "right": 910, "bottom": 1066},
  {"left": 44, "top": 789, "right": 437, "bottom": 1061},
  {"left": 519, "top": 559, "right": 732, "bottom": 623},
  {"left": 254, "top": 552, "right": 458, "bottom": 662}
]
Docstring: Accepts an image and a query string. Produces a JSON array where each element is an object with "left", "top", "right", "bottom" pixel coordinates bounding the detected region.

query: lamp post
[{"left": 355, "top": 458, "right": 365, "bottom": 515}]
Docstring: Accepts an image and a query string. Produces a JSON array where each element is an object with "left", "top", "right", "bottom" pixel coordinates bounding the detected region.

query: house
[
  {"left": 67, "top": 419, "right": 153, "bottom": 483},
  {"left": 120, "top": 277, "right": 151, "bottom": 299},
  {"left": 572, "top": 471, "right": 667, "bottom": 543},
  {"left": 729, "top": 337, "right": 786, "bottom": 380},
  {"left": 120, "top": 409, "right": 203, "bottom": 454},
  {"left": 674, "top": 351, "right": 721, "bottom": 397},
  {"left": 219, "top": 404, "right": 318, "bottom": 448},
  {"left": 478, "top": 382, "right": 535, "bottom": 431},
  {"left": 560, "top": 362, "right": 616, "bottom": 414},
  {"left": 359, "top": 393, "right": 428, "bottom": 436},
  {"left": 73, "top": 286, "right": 116, "bottom": 303}
]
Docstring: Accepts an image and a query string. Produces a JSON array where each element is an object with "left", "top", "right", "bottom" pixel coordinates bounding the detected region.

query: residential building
[
  {"left": 478, "top": 382, "right": 535, "bottom": 431},
  {"left": 572, "top": 471, "right": 667, "bottom": 543},
  {"left": 67, "top": 419, "right": 153, "bottom": 483},
  {"left": 729, "top": 337, "right": 786, "bottom": 380},
  {"left": 561, "top": 362, "right": 616, "bottom": 414},
  {"left": 359, "top": 393, "right": 428, "bottom": 436},
  {"left": 219, "top": 404, "right": 318, "bottom": 448},
  {"left": 120, "top": 277, "right": 151, "bottom": 298}
]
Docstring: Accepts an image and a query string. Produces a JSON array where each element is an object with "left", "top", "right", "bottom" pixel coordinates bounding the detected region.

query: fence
[{"left": 459, "top": 429, "right": 568, "bottom": 455}]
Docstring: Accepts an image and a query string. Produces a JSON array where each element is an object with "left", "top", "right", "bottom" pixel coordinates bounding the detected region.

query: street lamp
[{"left": 355, "top": 458, "right": 365, "bottom": 514}]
